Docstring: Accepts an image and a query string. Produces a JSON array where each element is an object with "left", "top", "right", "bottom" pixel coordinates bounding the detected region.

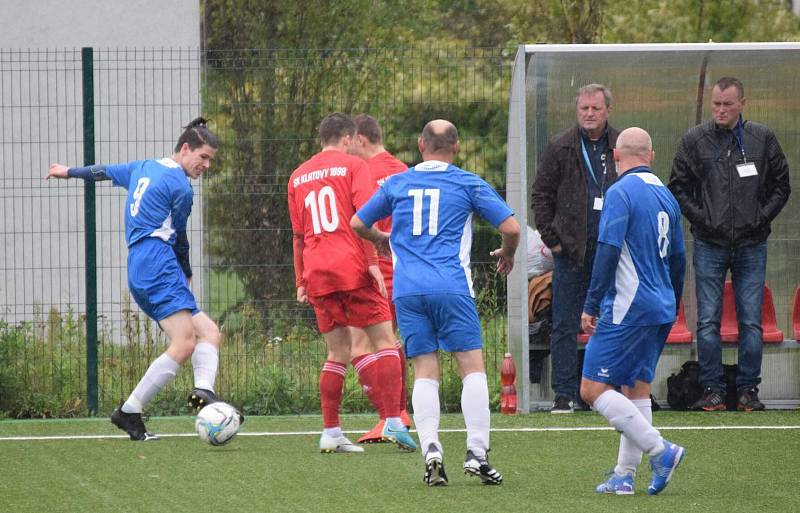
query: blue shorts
[
  {"left": 127, "top": 238, "right": 199, "bottom": 322},
  {"left": 394, "top": 294, "right": 482, "bottom": 358},
  {"left": 582, "top": 320, "right": 672, "bottom": 388}
]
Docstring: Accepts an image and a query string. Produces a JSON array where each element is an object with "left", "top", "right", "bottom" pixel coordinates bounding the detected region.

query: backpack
[{"left": 667, "top": 361, "right": 703, "bottom": 410}]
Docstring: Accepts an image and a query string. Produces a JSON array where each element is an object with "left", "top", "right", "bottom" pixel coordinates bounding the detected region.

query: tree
[{"left": 202, "top": 1, "right": 509, "bottom": 326}]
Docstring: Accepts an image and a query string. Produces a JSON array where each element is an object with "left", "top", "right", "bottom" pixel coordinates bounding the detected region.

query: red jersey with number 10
[
  {"left": 288, "top": 149, "right": 376, "bottom": 296},
  {"left": 367, "top": 151, "right": 408, "bottom": 280}
]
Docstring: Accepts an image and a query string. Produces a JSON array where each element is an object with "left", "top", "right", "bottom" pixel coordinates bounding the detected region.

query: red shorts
[{"left": 308, "top": 284, "right": 392, "bottom": 333}]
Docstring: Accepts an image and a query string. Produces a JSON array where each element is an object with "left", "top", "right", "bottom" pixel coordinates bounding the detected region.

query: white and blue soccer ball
[{"left": 195, "top": 402, "right": 240, "bottom": 446}]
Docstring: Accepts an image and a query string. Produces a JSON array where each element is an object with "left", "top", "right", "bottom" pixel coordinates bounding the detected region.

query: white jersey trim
[
  {"left": 633, "top": 172, "right": 663, "bottom": 186},
  {"left": 460, "top": 213, "right": 475, "bottom": 298},
  {"left": 414, "top": 160, "right": 449, "bottom": 172},
  {"left": 612, "top": 242, "right": 639, "bottom": 324},
  {"left": 157, "top": 157, "right": 181, "bottom": 169},
  {"left": 150, "top": 212, "right": 175, "bottom": 242}
]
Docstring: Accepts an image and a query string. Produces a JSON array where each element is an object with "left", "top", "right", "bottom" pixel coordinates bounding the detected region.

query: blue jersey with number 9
[
  {"left": 104, "top": 158, "right": 194, "bottom": 248},
  {"left": 356, "top": 160, "right": 513, "bottom": 300}
]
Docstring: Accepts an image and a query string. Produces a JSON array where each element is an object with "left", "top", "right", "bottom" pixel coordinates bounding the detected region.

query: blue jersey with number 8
[
  {"left": 104, "top": 158, "right": 194, "bottom": 248},
  {"left": 356, "top": 160, "right": 513, "bottom": 300},
  {"left": 596, "top": 168, "right": 685, "bottom": 325}
]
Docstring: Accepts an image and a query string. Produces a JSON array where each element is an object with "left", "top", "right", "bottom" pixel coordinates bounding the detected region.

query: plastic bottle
[{"left": 500, "top": 353, "right": 517, "bottom": 415}]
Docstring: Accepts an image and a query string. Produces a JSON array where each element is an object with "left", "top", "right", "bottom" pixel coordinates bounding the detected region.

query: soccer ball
[{"left": 195, "top": 402, "right": 240, "bottom": 446}]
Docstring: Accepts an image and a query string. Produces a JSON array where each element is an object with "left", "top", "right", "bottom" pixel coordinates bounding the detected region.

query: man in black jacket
[
  {"left": 669, "top": 76, "right": 790, "bottom": 412},
  {"left": 532, "top": 83, "right": 620, "bottom": 413}
]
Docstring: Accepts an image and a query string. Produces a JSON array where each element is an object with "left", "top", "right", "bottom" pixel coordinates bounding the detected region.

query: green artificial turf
[{"left": 1, "top": 411, "right": 798, "bottom": 513}]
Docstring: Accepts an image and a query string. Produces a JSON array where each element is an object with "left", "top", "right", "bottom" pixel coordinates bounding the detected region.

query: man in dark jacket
[
  {"left": 669, "top": 76, "right": 790, "bottom": 412},
  {"left": 531, "top": 83, "right": 619, "bottom": 413}
]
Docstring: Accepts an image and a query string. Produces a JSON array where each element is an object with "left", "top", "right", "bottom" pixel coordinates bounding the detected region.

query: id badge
[
  {"left": 737, "top": 162, "right": 757, "bottom": 178},
  {"left": 593, "top": 197, "right": 604, "bottom": 211}
]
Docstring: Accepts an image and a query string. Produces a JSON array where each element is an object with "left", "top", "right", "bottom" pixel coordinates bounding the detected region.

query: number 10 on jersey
[{"left": 409, "top": 188, "right": 440, "bottom": 236}]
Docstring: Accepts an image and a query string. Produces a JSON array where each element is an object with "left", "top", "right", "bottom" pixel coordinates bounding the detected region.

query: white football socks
[
  {"left": 615, "top": 398, "right": 652, "bottom": 476},
  {"left": 594, "top": 389, "right": 663, "bottom": 457},
  {"left": 412, "top": 378, "right": 442, "bottom": 455},
  {"left": 462, "top": 372, "right": 490, "bottom": 458},
  {"left": 191, "top": 341, "right": 219, "bottom": 392},
  {"left": 323, "top": 427, "right": 343, "bottom": 438},
  {"left": 122, "top": 354, "right": 179, "bottom": 414}
]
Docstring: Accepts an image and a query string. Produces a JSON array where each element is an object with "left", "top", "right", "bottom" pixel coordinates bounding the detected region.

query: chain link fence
[{"left": 0, "top": 47, "right": 512, "bottom": 417}]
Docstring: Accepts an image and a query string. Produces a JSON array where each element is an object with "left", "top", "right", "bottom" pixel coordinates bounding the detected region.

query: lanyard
[
  {"left": 580, "top": 137, "right": 602, "bottom": 188},
  {"left": 733, "top": 117, "right": 747, "bottom": 162}
]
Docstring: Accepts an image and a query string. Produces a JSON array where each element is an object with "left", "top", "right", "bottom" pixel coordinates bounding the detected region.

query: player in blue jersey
[
  {"left": 578, "top": 127, "right": 687, "bottom": 496},
  {"left": 46, "top": 118, "right": 235, "bottom": 441},
  {"left": 351, "top": 119, "right": 520, "bottom": 487}
]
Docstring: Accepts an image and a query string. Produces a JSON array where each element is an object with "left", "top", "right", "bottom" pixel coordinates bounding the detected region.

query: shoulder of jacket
[
  {"left": 607, "top": 124, "right": 621, "bottom": 144},
  {"left": 681, "top": 121, "right": 715, "bottom": 143},
  {"left": 743, "top": 120, "right": 775, "bottom": 138},
  {"left": 548, "top": 125, "right": 580, "bottom": 149}
]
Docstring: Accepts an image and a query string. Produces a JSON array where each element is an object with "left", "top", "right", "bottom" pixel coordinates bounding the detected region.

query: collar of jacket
[{"left": 564, "top": 123, "right": 619, "bottom": 149}]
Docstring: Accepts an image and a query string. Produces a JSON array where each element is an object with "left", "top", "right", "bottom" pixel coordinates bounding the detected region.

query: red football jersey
[
  {"left": 367, "top": 151, "right": 408, "bottom": 280},
  {"left": 288, "top": 149, "right": 377, "bottom": 296}
]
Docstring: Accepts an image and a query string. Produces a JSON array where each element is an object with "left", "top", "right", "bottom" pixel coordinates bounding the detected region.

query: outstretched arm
[{"left": 46, "top": 163, "right": 111, "bottom": 181}]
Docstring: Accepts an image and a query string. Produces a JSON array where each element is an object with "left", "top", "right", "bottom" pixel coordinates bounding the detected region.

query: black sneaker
[
  {"left": 111, "top": 403, "right": 159, "bottom": 441},
  {"left": 690, "top": 387, "right": 727, "bottom": 411},
  {"left": 423, "top": 443, "right": 448, "bottom": 487},
  {"left": 550, "top": 394, "right": 574, "bottom": 414},
  {"left": 188, "top": 388, "right": 219, "bottom": 410},
  {"left": 463, "top": 449, "right": 503, "bottom": 485},
  {"left": 188, "top": 388, "right": 245, "bottom": 424},
  {"left": 737, "top": 387, "right": 766, "bottom": 412}
]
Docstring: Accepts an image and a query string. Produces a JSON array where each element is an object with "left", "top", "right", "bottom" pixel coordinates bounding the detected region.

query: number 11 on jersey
[{"left": 409, "top": 188, "right": 440, "bottom": 236}]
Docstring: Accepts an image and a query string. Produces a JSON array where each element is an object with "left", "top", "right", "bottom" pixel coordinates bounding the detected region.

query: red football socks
[
  {"left": 376, "top": 348, "right": 402, "bottom": 418},
  {"left": 319, "top": 361, "right": 346, "bottom": 428},
  {"left": 352, "top": 353, "right": 384, "bottom": 418}
]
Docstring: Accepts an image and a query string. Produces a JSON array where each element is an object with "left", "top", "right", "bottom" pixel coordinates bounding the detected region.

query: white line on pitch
[{"left": 1, "top": 424, "right": 798, "bottom": 441}]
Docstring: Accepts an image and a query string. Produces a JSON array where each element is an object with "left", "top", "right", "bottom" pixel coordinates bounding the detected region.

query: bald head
[
  {"left": 419, "top": 119, "right": 459, "bottom": 161},
  {"left": 614, "top": 127, "right": 654, "bottom": 173}
]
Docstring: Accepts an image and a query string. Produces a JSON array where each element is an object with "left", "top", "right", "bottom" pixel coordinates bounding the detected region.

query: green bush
[{"left": 0, "top": 294, "right": 507, "bottom": 418}]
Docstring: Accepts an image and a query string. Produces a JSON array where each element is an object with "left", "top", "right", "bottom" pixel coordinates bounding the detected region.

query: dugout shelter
[{"left": 506, "top": 43, "right": 800, "bottom": 412}]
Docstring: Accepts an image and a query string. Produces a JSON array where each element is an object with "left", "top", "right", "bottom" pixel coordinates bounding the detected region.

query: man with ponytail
[{"left": 46, "top": 117, "right": 236, "bottom": 440}]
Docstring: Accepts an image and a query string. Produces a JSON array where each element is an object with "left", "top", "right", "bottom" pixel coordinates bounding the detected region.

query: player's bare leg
[
  {"left": 112, "top": 310, "right": 195, "bottom": 441},
  {"left": 186, "top": 311, "right": 243, "bottom": 422}
]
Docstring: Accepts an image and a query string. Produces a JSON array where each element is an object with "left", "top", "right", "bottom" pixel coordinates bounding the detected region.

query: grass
[{"left": 1, "top": 411, "right": 799, "bottom": 513}]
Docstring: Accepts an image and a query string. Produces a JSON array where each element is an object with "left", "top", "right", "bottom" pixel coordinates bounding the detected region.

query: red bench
[
  {"left": 667, "top": 300, "right": 693, "bottom": 344},
  {"left": 721, "top": 281, "right": 783, "bottom": 344}
]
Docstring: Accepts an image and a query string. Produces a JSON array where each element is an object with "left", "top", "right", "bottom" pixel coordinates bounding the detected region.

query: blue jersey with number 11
[
  {"left": 356, "top": 160, "right": 514, "bottom": 299},
  {"left": 103, "top": 158, "right": 194, "bottom": 248}
]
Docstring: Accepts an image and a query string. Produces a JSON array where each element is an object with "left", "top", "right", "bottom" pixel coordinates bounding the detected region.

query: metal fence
[{"left": 0, "top": 47, "right": 512, "bottom": 417}]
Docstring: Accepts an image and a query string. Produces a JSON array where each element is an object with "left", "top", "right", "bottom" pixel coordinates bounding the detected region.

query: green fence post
[{"left": 81, "top": 47, "right": 98, "bottom": 415}]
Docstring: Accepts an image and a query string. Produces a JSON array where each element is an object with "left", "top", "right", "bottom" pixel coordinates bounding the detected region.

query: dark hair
[
  {"left": 421, "top": 121, "right": 458, "bottom": 153},
  {"left": 174, "top": 117, "right": 219, "bottom": 152},
  {"left": 318, "top": 113, "right": 356, "bottom": 145},
  {"left": 353, "top": 114, "right": 382, "bottom": 144},
  {"left": 715, "top": 77, "right": 744, "bottom": 99}
]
